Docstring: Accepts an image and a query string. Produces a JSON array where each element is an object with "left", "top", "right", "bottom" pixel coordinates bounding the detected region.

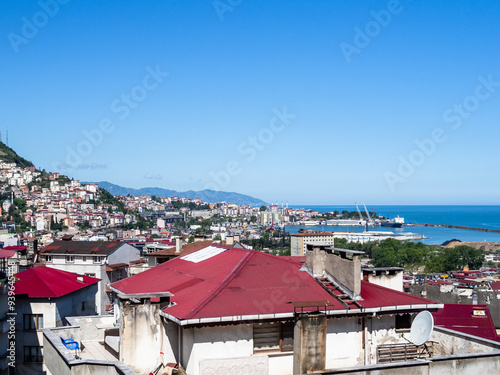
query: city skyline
[{"left": 2, "top": 1, "right": 500, "bottom": 204}]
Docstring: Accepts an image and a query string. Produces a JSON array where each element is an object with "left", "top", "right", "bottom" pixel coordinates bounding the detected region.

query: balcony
[{"left": 43, "top": 315, "right": 136, "bottom": 375}]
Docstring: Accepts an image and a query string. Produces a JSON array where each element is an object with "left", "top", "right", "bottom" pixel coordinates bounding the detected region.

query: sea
[{"left": 285, "top": 205, "right": 500, "bottom": 245}]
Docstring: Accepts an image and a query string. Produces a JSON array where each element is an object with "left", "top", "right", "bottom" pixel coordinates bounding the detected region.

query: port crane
[{"left": 363, "top": 203, "right": 376, "bottom": 229}]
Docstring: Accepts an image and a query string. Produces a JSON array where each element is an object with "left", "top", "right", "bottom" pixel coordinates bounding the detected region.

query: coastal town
[{"left": 0, "top": 147, "right": 500, "bottom": 375}]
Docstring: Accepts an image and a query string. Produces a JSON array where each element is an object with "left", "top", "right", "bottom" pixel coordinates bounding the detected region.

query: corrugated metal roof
[
  {"left": 14, "top": 266, "right": 100, "bottom": 298},
  {"left": 111, "top": 248, "right": 439, "bottom": 323},
  {"left": 181, "top": 246, "right": 227, "bottom": 263},
  {"left": 433, "top": 304, "right": 500, "bottom": 342}
]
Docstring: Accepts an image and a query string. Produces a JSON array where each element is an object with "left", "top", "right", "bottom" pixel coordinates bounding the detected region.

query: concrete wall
[
  {"left": 326, "top": 317, "right": 363, "bottom": 369},
  {"left": 430, "top": 327, "right": 499, "bottom": 356},
  {"left": 365, "top": 272, "right": 403, "bottom": 292},
  {"left": 305, "top": 246, "right": 361, "bottom": 296},
  {"left": 46, "top": 263, "right": 109, "bottom": 315},
  {"left": 291, "top": 236, "right": 302, "bottom": 257},
  {"left": 43, "top": 327, "right": 136, "bottom": 375},
  {"left": 318, "top": 352, "right": 500, "bottom": 375},
  {"left": 325, "top": 252, "right": 361, "bottom": 296},
  {"left": 14, "top": 285, "right": 99, "bottom": 375},
  {"left": 182, "top": 324, "right": 253, "bottom": 375},
  {"left": 119, "top": 299, "right": 164, "bottom": 374},
  {"left": 107, "top": 244, "right": 140, "bottom": 266},
  {"left": 294, "top": 313, "right": 327, "bottom": 375}
]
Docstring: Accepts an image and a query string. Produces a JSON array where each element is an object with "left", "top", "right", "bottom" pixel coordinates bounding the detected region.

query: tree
[{"left": 259, "top": 206, "right": 267, "bottom": 212}]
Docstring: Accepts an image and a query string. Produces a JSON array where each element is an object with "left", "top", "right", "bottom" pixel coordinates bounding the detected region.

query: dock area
[{"left": 412, "top": 223, "right": 500, "bottom": 233}]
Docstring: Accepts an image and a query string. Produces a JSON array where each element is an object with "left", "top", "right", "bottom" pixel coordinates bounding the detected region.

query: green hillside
[{"left": 0, "top": 141, "right": 34, "bottom": 169}]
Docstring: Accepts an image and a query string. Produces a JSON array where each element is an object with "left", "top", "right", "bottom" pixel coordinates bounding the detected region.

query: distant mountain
[
  {"left": 88, "top": 181, "right": 267, "bottom": 206},
  {"left": 0, "top": 141, "right": 34, "bottom": 169}
]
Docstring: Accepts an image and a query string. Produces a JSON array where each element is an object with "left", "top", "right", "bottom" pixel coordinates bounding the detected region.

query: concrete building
[
  {"left": 41, "top": 244, "right": 500, "bottom": 375},
  {"left": 362, "top": 267, "right": 404, "bottom": 292},
  {"left": 13, "top": 267, "right": 99, "bottom": 375},
  {"left": 290, "top": 229, "right": 334, "bottom": 256},
  {"left": 39, "top": 240, "right": 140, "bottom": 315},
  {"left": 105, "top": 244, "right": 442, "bottom": 375},
  {"left": 0, "top": 279, "right": 9, "bottom": 375}
]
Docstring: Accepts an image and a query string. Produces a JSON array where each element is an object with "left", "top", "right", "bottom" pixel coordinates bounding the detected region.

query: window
[
  {"left": 24, "top": 346, "right": 43, "bottom": 363},
  {"left": 24, "top": 314, "right": 43, "bottom": 330},
  {"left": 44, "top": 255, "right": 52, "bottom": 262},
  {"left": 66, "top": 255, "right": 74, "bottom": 263},
  {"left": 81, "top": 301, "right": 85, "bottom": 311},
  {"left": 82, "top": 256, "right": 87, "bottom": 262},
  {"left": 253, "top": 321, "right": 294, "bottom": 352},
  {"left": 84, "top": 273, "right": 96, "bottom": 277},
  {"left": 396, "top": 314, "right": 412, "bottom": 330},
  {"left": 93, "top": 256, "right": 104, "bottom": 264}
]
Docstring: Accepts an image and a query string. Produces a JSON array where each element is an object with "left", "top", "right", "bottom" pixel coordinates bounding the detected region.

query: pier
[{"left": 412, "top": 223, "right": 500, "bottom": 234}]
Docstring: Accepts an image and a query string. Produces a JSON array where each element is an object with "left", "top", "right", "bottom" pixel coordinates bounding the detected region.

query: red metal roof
[
  {"left": 490, "top": 280, "right": 500, "bottom": 290},
  {"left": 0, "top": 249, "right": 16, "bottom": 259},
  {"left": 3, "top": 245, "right": 27, "bottom": 252},
  {"left": 111, "top": 249, "right": 437, "bottom": 322},
  {"left": 14, "top": 266, "right": 100, "bottom": 298},
  {"left": 433, "top": 304, "right": 500, "bottom": 342}
]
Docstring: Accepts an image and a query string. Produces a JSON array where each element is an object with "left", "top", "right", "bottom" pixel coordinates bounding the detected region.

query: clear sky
[{"left": 2, "top": 0, "right": 500, "bottom": 205}]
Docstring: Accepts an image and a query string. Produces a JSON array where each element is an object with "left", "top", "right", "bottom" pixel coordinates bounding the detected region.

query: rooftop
[
  {"left": 40, "top": 240, "right": 125, "bottom": 255},
  {"left": 14, "top": 266, "right": 100, "bottom": 298},
  {"left": 111, "top": 248, "right": 439, "bottom": 325}
]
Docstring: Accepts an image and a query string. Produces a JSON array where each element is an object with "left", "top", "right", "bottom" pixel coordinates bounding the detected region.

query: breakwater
[{"left": 412, "top": 223, "right": 500, "bottom": 233}]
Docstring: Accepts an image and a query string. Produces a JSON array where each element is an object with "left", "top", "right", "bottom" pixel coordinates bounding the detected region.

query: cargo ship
[{"left": 380, "top": 215, "right": 404, "bottom": 228}]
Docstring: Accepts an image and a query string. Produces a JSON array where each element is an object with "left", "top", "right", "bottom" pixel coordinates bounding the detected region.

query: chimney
[
  {"left": 305, "top": 244, "right": 363, "bottom": 298},
  {"left": 175, "top": 238, "right": 183, "bottom": 253},
  {"left": 234, "top": 234, "right": 240, "bottom": 242},
  {"left": 226, "top": 235, "right": 234, "bottom": 246}
]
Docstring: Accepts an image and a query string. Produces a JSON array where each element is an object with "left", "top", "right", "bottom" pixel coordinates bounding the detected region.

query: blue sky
[{"left": 2, "top": 0, "right": 500, "bottom": 204}]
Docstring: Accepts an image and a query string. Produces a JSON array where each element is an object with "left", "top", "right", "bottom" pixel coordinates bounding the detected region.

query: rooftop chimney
[
  {"left": 305, "top": 244, "right": 363, "bottom": 298},
  {"left": 175, "top": 238, "right": 183, "bottom": 253},
  {"left": 226, "top": 235, "right": 234, "bottom": 246},
  {"left": 77, "top": 274, "right": 84, "bottom": 283}
]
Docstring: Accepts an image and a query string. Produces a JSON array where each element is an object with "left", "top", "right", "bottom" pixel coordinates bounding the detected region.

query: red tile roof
[
  {"left": 14, "top": 266, "right": 100, "bottom": 298},
  {"left": 111, "top": 248, "right": 438, "bottom": 323},
  {"left": 433, "top": 304, "right": 500, "bottom": 342}
]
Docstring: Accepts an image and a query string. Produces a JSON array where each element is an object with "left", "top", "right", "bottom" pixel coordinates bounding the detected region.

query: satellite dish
[{"left": 410, "top": 310, "right": 434, "bottom": 346}]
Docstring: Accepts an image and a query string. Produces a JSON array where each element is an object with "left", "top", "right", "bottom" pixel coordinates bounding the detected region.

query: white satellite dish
[{"left": 410, "top": 310, "right": 434, "bottom": 346}]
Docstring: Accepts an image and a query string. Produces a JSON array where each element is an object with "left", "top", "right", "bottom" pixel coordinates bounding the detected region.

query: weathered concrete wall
[
  {"left": 160, "top": 318, "right": 179, "bottom": 365},
  {"left": 294, "top": 313, "right": 327, "bottom": 375},
  {"left": 319, "top": 353, "right": 500, "bottom": 375},
  {"left": 430, "top": 327, "right": 499, "bottom": 356},
  {"left": 119, "top": 299, "right": 163, "bottom": 374},
  {"left": 408, "top": 284, "right": 500, "bottom": 327},
  {"left": 183, "top": 324, "right": 253, "bottom": 375},
  {"left": 365, "top": 272, "right": 403, "bottom": 292},
  {"left": 268, "top": 353, "right": 293, "bottom": 375},
  {"left": 326, "top": 317, "right": 363, "bottom": 368},
  {"left": 305, "top": 247, "right": 327, "bottom": 276},
  {"left": 325, "top": 252, "right": 361, "bottom": 296}
]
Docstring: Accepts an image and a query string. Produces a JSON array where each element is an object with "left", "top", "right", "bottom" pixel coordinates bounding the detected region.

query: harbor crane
[{"left": 363, "top": 203, "right": 376, "bottom": 229}]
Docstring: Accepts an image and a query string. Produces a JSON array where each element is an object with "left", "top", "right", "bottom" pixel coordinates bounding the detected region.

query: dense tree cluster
[{"left": 334, "top": 238, "right": 485, "bottom": 272}]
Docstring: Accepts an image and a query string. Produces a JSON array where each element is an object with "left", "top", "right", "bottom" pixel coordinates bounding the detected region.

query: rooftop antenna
[
  {"left": 403, "top": 310, "right": 434, "bottom": 357},
  {"left": 6, "top": 129, "right": 8, "bottom": 147}
]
